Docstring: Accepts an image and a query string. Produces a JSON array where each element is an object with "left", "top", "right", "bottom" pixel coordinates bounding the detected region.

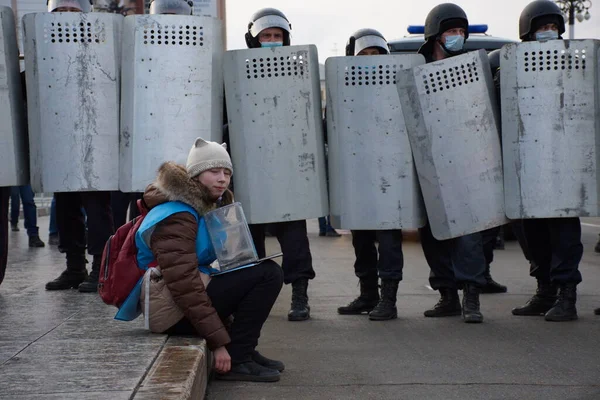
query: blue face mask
[
  {"left": 444, "top": 35, "right": 465, "bottom": 52},
  {"left": 535, "top": 30, "right": 559, "bottom": 42},
  {"left": 261, "top": 41, "right": 283, "bottom": 48}
]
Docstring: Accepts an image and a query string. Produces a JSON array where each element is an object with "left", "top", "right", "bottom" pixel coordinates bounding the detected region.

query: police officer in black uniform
[
  {"left": 240, "top": 8, "right": 316, "bottom": 322},
  {"left": 416, "top": 3, "right": 487, "bottom": 323},
  {"left": 44, "top": 0, "right": 115, "bottom": 293},
  {"left": 510, "top": 0, "right": 583, "bottom": 322},
  {"left": 336, "top": 29, "right": 404, "bottom": 321}
]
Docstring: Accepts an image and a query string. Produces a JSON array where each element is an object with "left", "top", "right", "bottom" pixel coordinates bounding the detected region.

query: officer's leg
[
  {"left": 450, "top": 232, "right": 486, "bottom": 323},
  {"left": 419, "top": 222, "right": 461, "bottom": 318},
  {"left": 544, "top": 217, "right": 582, "bottom": 321},
  {"left": 338, "top": 230, "right": 378, "bottom": 315},
  {"left": 0, "top": 187, "right": 10, "bottom": 285},
  {"left": 274, "top": 220, "right": 314, "bottom": 321},
  {"left": 249, "top": 223, "right": 267, "bottom": 259},
  {"left": 9, "top": 187, "right": 19, "bottom": 230},
  {"left": 46, "top": 192, "right": 88, "bottom": 290},
  {"left": 512, "top": 219, "right": 556, "bottom": 316},
  {"left": 480, "top": 226, "right": 507, "bottom": 293},
  {"left": 368, "top": 229, "right": 403, "bottom": 321},
  {"left": 110, "top": 190, "right": 129, "bottom": 229},
  {"left": 78, "top": 191, "right": 115, "bottom": 292}
]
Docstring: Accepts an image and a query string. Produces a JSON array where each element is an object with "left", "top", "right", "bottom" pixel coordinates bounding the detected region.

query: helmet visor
[
  {"left": 150, "top": 0, "right": 192, "bottom": 15},
  {"left": 48, "top": 0, "right": 91, "bottom": 12},
  {"left": 250, "top": 14, "right": 291, "bottom": 37},
  {"left": 354, "top": 35, "right": 389, "bottom": 55}
]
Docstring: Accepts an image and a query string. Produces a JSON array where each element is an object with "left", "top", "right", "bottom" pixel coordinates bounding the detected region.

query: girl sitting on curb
[{"left": 135, "top": 138, "right": 284, "bottom": 382}]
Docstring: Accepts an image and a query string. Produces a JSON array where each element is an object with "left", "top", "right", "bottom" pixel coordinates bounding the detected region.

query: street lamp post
[{"left": 554, "top": 0, "right": 592, "bottom": 39}]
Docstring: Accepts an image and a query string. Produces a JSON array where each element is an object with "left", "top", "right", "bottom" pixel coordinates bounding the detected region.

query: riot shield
[
  {"left": 0, "top": 6, "right": 28, "bottom": 187},
  {"left": 224, "top": 45, "right": 328, "bottom": 224},
  {"left": 23, "top": 12, "right": 122, "bottom": 192},
  {"left": 501, "top": 40, "right": 600, "bottom": 218},
  {"left": 326, "top": 54, "right": 426, "bottom": 230},
  {"left": 120, "top": 15, "right": 224, "bottom": 192},
  {"left": 397, "top": 49, "right": 507, "bottom": 240}
]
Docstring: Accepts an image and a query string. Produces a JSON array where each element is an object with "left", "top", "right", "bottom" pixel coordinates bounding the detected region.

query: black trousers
[
  {"left": 481, "top": 226, "right": 501, "bottom": 267},
  {"left": 351, "top": 230, "right": 403, "bottom": 281},
  {"left": 56, "top": 191, "right": 114, "bottom": 256},
  {"left": 249, "top": 220, "right": 315, "bottom": 285},
  {"left": 167, "top": 260, "right": 283, "bottom": 364},
  {"left": 523, "top": 218, "right": 583, "bottom": 284},
  {"left": 0, "top": 187, "right": 9, "bottom": 285},
  {"left": 419, "top": 223, "right": 486, "bottom": 290},
  {"left": 111, "top": 191, "right": 142, "bottom": 229}
]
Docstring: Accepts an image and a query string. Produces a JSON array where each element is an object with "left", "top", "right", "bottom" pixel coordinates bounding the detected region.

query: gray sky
[{"left": 225, "top": 0, "right": 600, "bottom": 58}]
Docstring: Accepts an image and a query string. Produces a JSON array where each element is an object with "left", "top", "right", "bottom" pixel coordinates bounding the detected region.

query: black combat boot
[
  {"left": 595, "top": 308, "right": 600, "bottom": 315},
  {"left": 545, "top": 283, "right": 578, "bottom": 322},
  {"left": 462, "top": 284, "right": 484, "bottom": 323},
  {"left": 512, "top": 282, "right": 557, "bottom": 316},
  {"left": 288, "top": 278, "right": 310, "bottom": 321},
  {"left": 337, "top": 277, "right": 379, "bottom": 315},
  {"left": 78, "top": 255, "right": 101, "bottom": 293},
  {"left": 29, "top": 236, "right": 45, "bottom": 248},
  {"left": 45, "top": 253, "right": 88, "bottom": 291},
  {"left": 481, "top": 265, "right": 507, "bottom": 294},
  {"left": 424, "top": 288, "right": 462, "bottom": 317},
  {"left": 369, "top": 279, "right": 399, "bottom": 321}
]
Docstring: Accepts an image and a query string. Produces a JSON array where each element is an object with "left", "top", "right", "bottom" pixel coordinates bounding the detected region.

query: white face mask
[{"left": 535, "top": 30, "right": 559, "bottom": 41}]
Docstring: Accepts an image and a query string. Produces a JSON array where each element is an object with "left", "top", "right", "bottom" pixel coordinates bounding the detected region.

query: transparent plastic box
[{"left": 204, "top": 202, "right": 258, "bottom": 272}]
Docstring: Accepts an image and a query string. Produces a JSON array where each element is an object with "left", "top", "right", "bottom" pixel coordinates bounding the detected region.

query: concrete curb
[{"left": 133, "top": 336, "right": 210, "bottom": 400}]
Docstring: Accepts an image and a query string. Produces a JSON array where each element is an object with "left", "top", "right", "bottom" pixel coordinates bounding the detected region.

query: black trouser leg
[
  {"left": 547, "top": 218, "right": 583, "bottom": 284},
  {"left": 81, "top": 191, "right": 114, "bottom": 256},
  {"left": 481, "top": 226, "right": 501, "bottom": 266},
  {"left": 56, "top": 192, "right": 86, "bottom": 255},
  {"left": 110, "top": 191, "right": 129, "bottom": 229},
  {"left": 351, "top": 230, "right": 378, "bottom": 281},
  {"left": 523, "top": 219, "right": 552, "bottom": 282},
  {"left": 376, "top": 230, "right": 403, "bottom": 281},
  {"left": 273, "top": 220, "right": 315, "bottom": 285},
  {"left": 249, "top": 223, "right": 267, "bottom": 259},
  {"left": 207, "top": 260, "right": 283, "bottom": 364},
  {"left": 450, "top": 231, "right": 487, "bottom": 287},
  {"left": 510, "top": 220, "right": 531, "bottom": 261},
  {"left": 419, "top": 223, "right": 456, "bottom": 290},
  {"left": 0, "top": 187, "right": 9, "bottom": 285}
]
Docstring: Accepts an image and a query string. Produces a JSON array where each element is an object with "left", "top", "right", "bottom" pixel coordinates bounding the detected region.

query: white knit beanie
[{"left": 186, "top": 138, "right": 233, "bottom": 179}]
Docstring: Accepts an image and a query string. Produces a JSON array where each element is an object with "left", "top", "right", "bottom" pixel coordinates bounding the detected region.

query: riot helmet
[
  {"left": 488, "top": 49, "right": 500, "bottom": 73},
  {"left": 149, "top": 0, "right": 193, "bottom": 15},
  {"left": 245, "top": 8, "right": 292, "bottom": 48},
  {"left": 345, "top": 28, "right": 389, "bottom": 56},
  {"left": 419, "top": 3, "right": 469, "bottom": 57},
  {"left": 519, "top": 0, "right": 565, "bottom": 41},
  {"left": 47, "top": 0, "right": 92, "bottom": 12}
]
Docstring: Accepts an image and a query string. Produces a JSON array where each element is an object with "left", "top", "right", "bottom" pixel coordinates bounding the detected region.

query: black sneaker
[
  {"left": 215, "top": 361, "right": 280, "bottom": 382},
  {"left": 252, "top": 351, "right": 285, "bottom": 372},
  {"left": 11, "top": 224, "right": 19, "bottom": 232}
]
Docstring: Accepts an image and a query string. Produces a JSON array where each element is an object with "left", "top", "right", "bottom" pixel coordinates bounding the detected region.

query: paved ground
[
  {"left": 208, "top": 219, "right": 600, "bottom": 400},
  {"left": 1, "top": 216, "right": 599, "bottom": 399}
]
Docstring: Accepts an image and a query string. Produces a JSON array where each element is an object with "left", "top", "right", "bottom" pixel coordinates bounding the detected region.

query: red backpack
[{"left": 99, "top": 200, "right": 156, "bottom": 307}]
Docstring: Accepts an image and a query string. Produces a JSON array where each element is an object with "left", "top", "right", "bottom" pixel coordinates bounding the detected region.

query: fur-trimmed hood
[{"left": 143, "top": 162, "right": 234, "bottom": 216}]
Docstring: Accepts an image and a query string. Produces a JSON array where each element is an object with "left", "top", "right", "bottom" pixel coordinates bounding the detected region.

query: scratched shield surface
[
  {"left": 501, "top": 40, "right": 600, "bottom": 219},
  {"left": 397, "top": 49, "right": 507, "bottom": 240},
  {"left": 224, "top": 45, "right": 328, "bottom": 224},
  {"left": 120, "top": 15, "right": 223, "bottom": 192},
  {"left": 0, "top": 6, "right": 28, "bottom": 187},
  {"left": 23, "top": 12, "right": 122, "bottom": 192},
  {"left": 325, "top": 54, "right": 426, "bottom": 230}
]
